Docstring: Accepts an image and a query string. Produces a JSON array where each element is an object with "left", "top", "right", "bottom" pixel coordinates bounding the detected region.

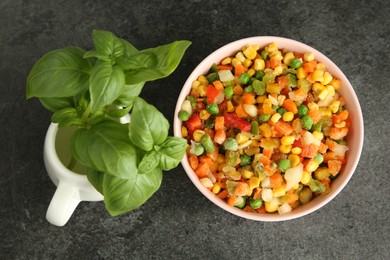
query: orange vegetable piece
[
  {"left": 303, "top": 60, "right": 317, "bottom": 73},
  {"left": 270, "top": 58, "right": 281, "bottom": 69},
  {"left": 217, "top": 189, "right": 228, "bottom": 199},
  {"left": 214, "top": 129, "right": 226, "bottom": 145},
  {"left": 235, "top": 182, "right": 250, "bottom": 196},
  {"left": 318, "top": 142, "right": 329, "bottom": 154},
  {"left": 235, "top": 104, "right": 249, "bottom": 118},
  {"left": 308, "top": 109, "right": 322, "bottom": 124},
  {"left": 242, "top": 93, "right": 256, "bottom": 105},
  {"left": 277, "top": 75, "right": 288, "bottom": 88},
  {"left": 285, "top": 193, "right": 299, "bottom": 204},
  {"left": 271, "top": 120, "right": 294, "bottom": 136},
  {"left": 252, "top": 187, "right": 262, "bottom": 200},
  {"left": 212, "top": 80, "right": 224, "bottom": 90},
  {"left": 270, "top": 172, "right": 284, "bottom": 188},
  {"left": 282, "top": 99, "right": 298, "bottom": 114},
  {"left": 329, "top": 127, "right": 349, "bottom": 140},
  {"left": 194, "top": 162, "right": 210, "bottom": 178},
  {"left": 294, "top": 52, "right": 304, "bottom": 59},
  {"left": 262, "top": 148, "right": 273, "bottom": 159},
  {"left": 188, "top": 155, "right": 199, "bottom": 170},
  {"left": 328, "top": 160, "right": 342, "bottom": 175},
  {"left": 234, "top": 63, "right": 246, "bottom": 76},
  {"left": 301, "top": 144, "right": 319, "bottom": 158},
  {"left": 324, "top": 151, "right": 346, "bottom": 163},
  {"left": 227, "top": 195, "right": 237, "bottom": 206},
  {"left": 214, "top": 116, "right": 224, "bottom": 131},
  {"left": 217, "top": 64, "right": 233, "bottom": 71}
]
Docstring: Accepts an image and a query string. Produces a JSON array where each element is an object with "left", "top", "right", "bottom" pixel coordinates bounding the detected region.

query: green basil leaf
[
  {"left": 120, "top": 38, "right": 138, "bottom": 58},
  {"left": 89, "top": 61, "right": 125, "bottom": 113},
  {"left": 91, "top": 29, "right": 125, "bottom": 60},
  {"left": 83, "top": 50, "right": 111, "bottom": 61},
  {"left": 103, "top": 167, "right": 162, "bottom": 216},
  {"left": 58, "top": 117, "right": 85, "bottom": 128},
  {"left": 39, "top": 97, "right": 75, "bottom": 112},
  {"left": 138, "top": 150, "right": 160, "bottom": 174},
  {"left": 87, "top": 168, "right": 104, "bottom": 194},
  {"left": 71, "top": 120, "right": 138, "bottom": 179},
  {"left": 124, "top": 40, "right": 191, "bottom": 84},
  {"left": 115, "top": 57, "right": 146, "bottom": 71},
  {"left": 51, "top": 107, "right": 79, "bottom": 123},
  {"left": 107, "top": 105, "right": 132, "bottom": 118},
  {"left": 26, "top": 46, "right": 92, "bottom": 98},
  {"left": 157, "top": 136, "right": 188, "bottom": 171},
  {"left": 128, "top": 97, "right": 169, "bottom": 151},
  {"left": 114, "top": 82, "right": 145, "bottom": 107}
]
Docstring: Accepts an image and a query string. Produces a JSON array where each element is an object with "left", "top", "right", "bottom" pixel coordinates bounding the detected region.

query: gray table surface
[{"left": 1, "top": 0, "right": 389, "bottom": 259}]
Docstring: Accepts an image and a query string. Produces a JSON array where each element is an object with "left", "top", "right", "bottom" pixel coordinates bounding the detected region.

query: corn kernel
[
  {"left": 329, "top": 100, "right": 341, "bottom": 113},
  {"left": 254, "top": 58, "right": 265, "bottom": 71},
  {"left": 273, "top": 185, "right": 286, "bottom": 197},
  {"left": 193, "top": 129, "right": 205, "bottom": 142},
  {"left": 265, "top": 42, "right": 278, "bottom": 53},
  {"left": 271, "top": 113, "right": 282, "bottom": 123},
  {"left": 280, "top": 144, "right": 292, "bottom": 154},
  {"left": 312, "top": 131, "right": 324, "bottom": 140},
  {"left": 221, "top": 57, "right": 232, "bottom": 65},
  {"left": 321, "top": 71, "right": 333, "bottom": 85},
  {"left": 198, "top": 75, "right": 208, "bottom": 85},
  {"left": 236, "top": 133, "right": 250, "bottom": 144},
  {"left": 236, "top": 51, "right": 246, "bottom": 62},
  {"left": 181, "top": 126, "right": 188, "bottom": 138},
  {"left": 308, "top": 102, "right": 319, "bottom": 111},
  {"left": 265, "top": 198, "right": 280, "bottom": 213},
  {"left": 256, "top": 95, "right": 267, "bottom": 103},
  {"left": 335, "top": 121, "right": 346, "bottom": 128},
  {"left": 267, "top": 83, "right": 284, "bottom": 94},
  {"left": 273, "top": 65, "right": 283, "bottom": 75},
  {"left": 291, "top": 147, "right": 302, "bottom": 155},
  {"left": 315, "top": 167, "right": 331, "bottom": 181},
  {"left": 231, "top": 57, "right": 242, "bottom": 67},
  {"left": 248, "top": 176, "right": 260, "bottom": 189},
  {"left": 316, "top": 63, "right": 326, "bottom": 71},
  {"left": 304, "top": 52, "right": 315, "bottom": 62},
  {"left": 312, "top": 82, "right": 324, "bottom": 93},
  {"left": 242, "top": 169, "right": 254, "bottom": 179},
  {"left": 292, "top": 183, "right": 300, "bottom": 190},
  {"left": 199, "top": 109, "right": 210, "bottom": 120},
  {"left": 301, "top": 171, "right": 312, "bottom": 185},
  {"left": 243, "top": 58, "right": 253, "bottom": 68},
  {"left": 312, "top": 69, "right": 324, "bottom": 82},
  {"left": 319, "top": 108, "right": 332, "bottom": 118},
  {"left": 247, "top": 68, "right": 256, "bottom": 77},
  {"left": 330, "top": 79, "right": 341, "bottom": 90},
  {"left": 283, "top": 52, "right": 295, "bottom": 65},
  {"left": 306, "top": 159, "right": 320, "bottom": 172},
  {"left": 270, "top": 51, "right": 283, "bottom": 61},
  {"left": 288, "top": 154, "right": 300, "bottom": 167},
  {"left": 192, "top": 80, "right": 200, "bottom": 89},
  {"left": 277, "top": 95, "right": 286, "bottom": 106},
  {"left": 281, "top": 136, "right": 295, "bottom": 146},
  {"left": 318, "top": 88, "right": 329, "bottom": 100},
  {"left": 212, "top": 183, "right": 221, "bottom": 194},
  {"left": 259, "top": 123, "right": 272, "bottom": 138},
  {"left": 283, "top": 111, "right": 294, "bottom": 122},
  {"left": 227, "top": 100, "right": 234, "bottom": 112},
  {"left": 325, "top": 84, "right": 335, "bottom": 97},
  {"left": 296, "top": 67, "right": 307, "bottom": 79},
  {"left": 243, "top": 45, "right": 257, "bottom": 60}
]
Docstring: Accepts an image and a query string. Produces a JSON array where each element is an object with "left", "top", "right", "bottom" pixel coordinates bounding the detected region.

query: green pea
[
  {"left": 302, "top": 115, "right": 313, "bottom": 130},
  {"left": 260, "top": 51, "right": 268, "bottom": 60},
  {"left": 259, "top": 114, "right": 271, "bottom": 122},
  {"left": 298, "top": 104, "right": 308, "bottom": 117},
  {"left": 235, "top": 197, "right": 247, "bottom": 209},
  {"left": 277, "top": 107, "right": 287, "bottom": 116},
  {"left": 278, "top": 159, "right": 291, "bottom": 172},
  {"left": 238, "top": 73, "right": 250, "bottom": 85},
  {"left": 224, "top": 86, "right": 234, "bottom": 99},
  {"left": 244, "top": 85, "right": 254, "bottom": 93},
  {"left": 178, "top": 110, "right": 190, "bottom": 121},
  {"left": 290, "top": 58, "right": 303, "bottom": 69},
  {"left": 253, "top": 80, "right": 266, "bottom": 95},
  {"left": 254, "top": 71, "right": 265, "bottom": 80},
  {"left": 249, "top": 198, "right": 262, "bottom": 209},
  {"left": 206, "top": 103, "right": 219, "bottom": 115},
  {"left": 224, "top": 137, "right": 238, "bottom": 151},
  {"left": 201, "top": 134, "right": 215, "bottom": 153},
  {"left": 240, "top": 154, "right": 252, "bottom": 167}
]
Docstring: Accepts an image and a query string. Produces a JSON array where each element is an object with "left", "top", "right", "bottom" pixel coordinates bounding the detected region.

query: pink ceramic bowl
[{"left": 173, "top": 36, "right": 364, "bottom": 221}]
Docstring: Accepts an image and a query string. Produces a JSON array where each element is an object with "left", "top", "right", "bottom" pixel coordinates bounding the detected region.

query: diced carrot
[
  {"left": 262, "top": 148, "right": 273, "bottom": 159},
  {"left": 285, "top": 193, "right": 299, "bottom": 204},
  {"left": 270, "top": 172, "right": 284, "bottom": 188},
  {"left": 294, "top": 87, "right": 307, "bottom": 100},
  {"left": 233, "top": 85, "right": 244, "bottom": 95},
  {"left": 243, "top": 205, "right": 256, "bottom": 212},
  {"left": 328, "top": 160, "right": 342, "bottom": 175},
  {"left": 235, "top": 103, "right": 249, "bottom": 118},
  {"left": 227, "top": 195, "right": 237, "bottom": 206},
  {"left": 206, "top": 146, "right": 219, "bottom": 161},
  {"left": 282, "top": 99, "right": 298, "bottom": 114},
  {"left": 217, "top": 64, "right": 233, "bottom": 71},
  {"left": 324, "top": 151, "right": 346, "bottom": 163},
  {"left": 217, "top": 189, "right": 228, "bottom": 199},
  {"left": 213, "top": 80, "right": 224, "bottom": 90},
  {"left": 308, "top": 109, "right": 322, "bottom": 124},
  {"left": 294, "top": 52, "right": 304, "bottom": 59},
  {"left": 242, "top": 93, "right": 256, "bottom": 105},
  {"left": 333, "top": 110, "right": 349, "bottom": 124},
  {"left": 206, "top": 85, "right": 220, "bottom": 104},
  {"left": 214, "top": 116, "right": 224, "bottom": 131},
  {"left": 270, "top": 58, "right": 281, "bottom": 69},
  {"left": 329, "top": 127, "right": 349, "bottom": 140},
  {"left": 264, "top": 164, "right": 276, "bottom": 175},
  {"left": 188, "top": 155, "right": 199, "bottom": 170},
  {"left": 256, "top": 204, "right": 267, "bottom": 214},
  {"left": 194, "top": 162, "right": 210, "bottom": 178},
  {"left": 318, "top": 142, "right": 328, "bottom": 154},
  {"left": 277, "top": 75, "right": 288, "bottom": 88},
  {"left": 265, "top": 60, "right": 271, "bottom": 69},
  {"left": 260, "top": 155, "right": 272, "bottom": 166},
  {"left": 214, "top": 129, "right": 226, "bottom": 145},
  {"left": 235, "top": 182, "right": 250, "bottom": 196},
  {"left": 252, "top": 187, "right": 262, "bottom": 200},
  {"left": 271, "top": 120, "right": 294, "bottom": 136},
  {"left": 303, "top": 60, "right": 317, "bottom": 73},
  {"left": 301, "top": 144, "right": 319, "bottom": 158},
  {"left": 234, "top": 63, "right": 246, "bottom": 76}
]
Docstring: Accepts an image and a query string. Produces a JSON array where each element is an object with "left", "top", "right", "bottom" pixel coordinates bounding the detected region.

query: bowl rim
[{"left": 174, "top": 36, "right": 364, "bottom": 221}]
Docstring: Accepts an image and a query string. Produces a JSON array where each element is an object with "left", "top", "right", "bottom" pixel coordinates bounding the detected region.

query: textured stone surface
[{"left": 1, "top": 0, "right": 389, "bottom": 259}]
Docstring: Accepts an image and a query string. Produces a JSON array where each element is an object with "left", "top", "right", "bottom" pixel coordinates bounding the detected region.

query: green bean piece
[
  {"left": 201, "top": 134, "right": 215, "bottom": 153},
  {"left": 224, "top": 137, "right": 238, "bottom": 151}
]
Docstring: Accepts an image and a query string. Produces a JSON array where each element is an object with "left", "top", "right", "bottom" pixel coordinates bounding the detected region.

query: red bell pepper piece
[
  {"left": 223, "top": 112, "right": 251, "bottom": 132},
  {"left": 186, "top": 113, "right": 203, "bottom": 137},
  {"left": 206, "top": 85, "right": 220, "bottom": 104}
]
